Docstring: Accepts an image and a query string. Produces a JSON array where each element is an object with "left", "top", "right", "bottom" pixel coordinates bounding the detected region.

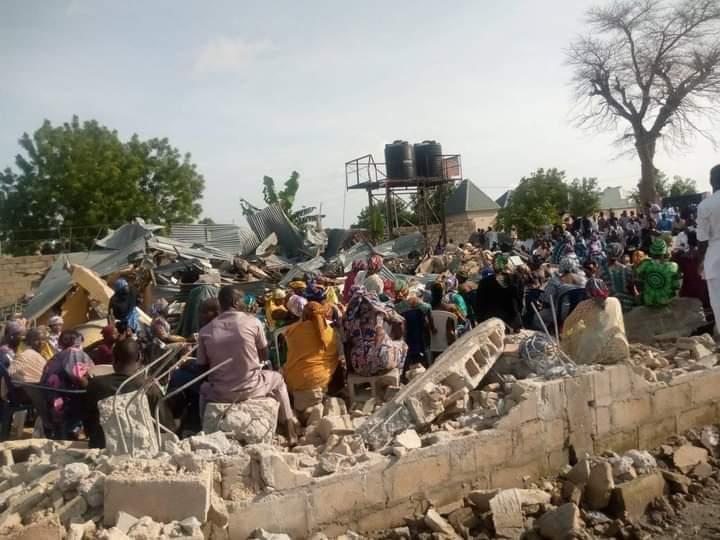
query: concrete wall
[
  {"left": 226, "top": 363, "right": 720, "bottom": 539},
  {"left": 0, "top": 255, "right": 55, "bottom": 309},
  {"left": 394, "top": 216, "right": 485, "bottom": 245}
]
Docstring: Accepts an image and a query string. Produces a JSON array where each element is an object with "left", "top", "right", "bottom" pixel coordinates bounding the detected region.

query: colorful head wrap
[
  {"left": 494, "top": 254, "right": 508, "bottom": 272},
  {"left": 101, "top": 324, "right": 116, "bottom": 341},
  {"left": 304, "top": 282, "right": 327, "bottom": 302},
  {"left": 113, "top": 278, "right": 129, "bottom": 293},
  {"left": 288, "top": 280, "right": 307, "bottom": 293},
  {"left": 351, "top": 259, "right": 367, "bottom": 273},
  {"left": 287, "top": 294, "right": 307, "bottom": 318},
  {"left": 48, "top": 315, "right": 64, "bottom": 327},
  {"left": 444, "top": 275, "right": 458, "bottom": 293},
  {"left": 3, "top": 321, "right": 24, "bottom": 338},
  {"left": 585, "top": 277, "right": 609, "bottom": 307},
  {"left": 649, "top": 238, "right": 668, "bottom": 257},
  {"left": 303, "top": 301, "right": 332, "bottom": 350},
  {"left": 367, "top": 254, "right": 383, "bottom": 273},
  {"left": 394, "top": 279, "right": 409, "bottom": 300},
  {"left": 271, "top": 288, "right": 286, "bottom": 301}
]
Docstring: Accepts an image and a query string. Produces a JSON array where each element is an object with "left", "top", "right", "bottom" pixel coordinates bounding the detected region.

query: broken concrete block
[
  {"left": 248, "top": 528, "right": 293, "bottom": 540},
  {"left": 292, "top": 388, "right": 324, "bottom": 412},
  {"left": 692, "top": 461, "right": 713, "bottom": 480},
  {"left": 58, "top": 462, "right": 91, "bottom": 490},
  {"left": 393, "top": 429, "right": 422, "bottom": 450},
  {"left": 609, "top": 472, "right": 665, "bottom": 520},
  {"left": 610, "top": 456, "right": 637, "bottom": 482},
  {"left": 96, "top": 527, "right": 131, "bottom": 540},
  {"left": 57, "top": 495, "right": 87, "bottom": 526},
  {"left": 405, "top": 365, "right": 426, "bottom": 381},
  {"left": 203, "top": 398, "right": 279, "bottom": 445},
  {"left": 585, "top": 462, "right": 614, "bottom": 510},
  {"left": 104, "top": 463, "right": 213, "bottom": 526},
  {"left": 561, "top": 480, "right": 582, "bottom": 506},
  {"left": 536, "top": 503, "right": 581, "bottom": 540},
  {"left": 6, "top": 517, "right": 65, "bottom": 540},
  {"left": 188, "top": 431, "right": 234, "bottom": 454},
  {"left": 68, "top": 520, "right": 96, "bottom": 540},
  {"left": 317, "top": 415, "right": 354, "bottom": 441},
  {"left": 565, "top": 458, "right": 590, "bottom": 486},
  {"left": 116, "top": 511, "right": 139, "bottom": 533},
  {"left": 356, "top": 318, "right": 505, "bottom": 449},
  {"left": 259, "top": 453, "right": 313, "bottom": 490},
  {"left": 98, "top": 391, "right": 159, "bottom": 456},
  {"left": 624, "top": 449, "right": 656, "bottom": 474},
  {"left": 323, "top": 397, "right": 348, "bottom": 417},
  {"left": 424, "top": 508, "right": 460, "bottom": 539},
  {"left": 661, "top": 470, "right": 691, "bottom": 494},
  {"left": 78, "top": 471, "right": 106, "bottom": 508},
  {"left": 490, "top": 489, "right": 551, "bottom": 538},
  {"left": 127, "top": 516, "right": 163, "bottom": 540},
  {"left": 448, "top": 506, "right": 479, "bottom": 537},
  {"left": 466, "top": 488, "right": 500, "bottom": 512},
  {"left": 624, "top": 297, "right": 705, "bottom": 344},
  {"left": 673, "top": 445, "right": 709, "bottom": 474}
]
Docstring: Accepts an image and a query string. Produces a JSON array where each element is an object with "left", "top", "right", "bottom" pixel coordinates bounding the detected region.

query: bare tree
[{"left": 568, "top": 0, "right": 720, "bottom": 206}]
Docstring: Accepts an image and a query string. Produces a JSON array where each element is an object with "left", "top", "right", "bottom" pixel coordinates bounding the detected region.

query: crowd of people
[{"left": 1, "top": 164, "right": 719, "bottom": 447}]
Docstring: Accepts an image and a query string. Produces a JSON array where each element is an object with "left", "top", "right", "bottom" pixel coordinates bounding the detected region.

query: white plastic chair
[
  {"left": 90, "top": 364, "right": 114, "bottom": 377},
  {"left": 429, "top": 310, "right": 458, "bottom": 360}
]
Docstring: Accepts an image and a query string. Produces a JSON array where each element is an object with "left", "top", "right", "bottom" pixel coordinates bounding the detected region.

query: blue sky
[{"left": 1, "top": 0, "right": 717, "bottom": 228}]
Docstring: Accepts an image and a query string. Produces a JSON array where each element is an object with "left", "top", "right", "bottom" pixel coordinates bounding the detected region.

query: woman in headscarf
[
  {"left": 47, "top": 315, "right": 64, "bottom": 354},
  {"left": 265, "top": 289, "right": 290, "bottom": 332},
  {"left": 394, "top": 279, "right": 434, "bottom": 369},
  {"left": 40, "top": 330, "right": 94, "bottom": 436},
  {"left": 363, "top": 255, "right": 385, "bottom": 295},
  {"left": 443, "top": 274, "right": 468, "bottom": 318},
  {"left": 283, "top": 301, "right": 340, "bottom": 396},
  {"left": 342, "top": 286, "right": 407, "bottom": 376},
  {"left": 0, "top": 321, "right": 25, "bottom": 370},
  {"left": 474, "top": 267, "right": 522, "bottom": 331},
  {"left": 151, "top": 298, "right": 186, "bottom": 344},
  {"left": 561, "top": 277, "right": 629, "bottom": 365},
  {"left": 108, "top": 278, "right": 139, "bottom": 334},
  {"left": 343, "top": 260, "right": 367, "bottom": 304},
  {"left": 635, "top": 238, "right": 681, "bottom": 307},
  {"left": 91, "top": 324, "right": 118, "bottom": 365}
]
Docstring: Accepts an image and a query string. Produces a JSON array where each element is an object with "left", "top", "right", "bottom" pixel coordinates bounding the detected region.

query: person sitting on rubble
[
  {"left": 343, "top": 260, "right": 367, "bottom": 304},
  {"left": 47, "top": 315, "right": 64, "bottom": 354},
  {"left": 283, "top": 301, "right": 340, "bottom": 406},
  {"left": 83, "top": 339, "right": 170, "bottom": 448},
  {"left": 40, "top": 330, "right": 94, "bottom": 437},
  {"left": 363, "top": 255, "right": 385, "bottom": 295},
  {"left": 636, "top": 238, "right": 682, "bottom": 308},
  {"left": 91, "top": 324, "right": 118, "bottom": 365},
  {"left": 150, "top": 298, "right": 186, "bottom": 344},
  {"left": 109, "top": 278, "right": 140, "bottom": 335},
  {"left": 394, "top": 280, "right": 434, "bottom": 369},
  {"left": 343, "top": 286, "right": 407, "bottom": 377},
  {"left": 197, "top": 285, "right": 300, "bottom": 444}
]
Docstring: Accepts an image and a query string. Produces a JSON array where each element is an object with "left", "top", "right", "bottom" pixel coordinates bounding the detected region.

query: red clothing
[{"left": 92, "top": 342, "right": 114, "bottom": 365}]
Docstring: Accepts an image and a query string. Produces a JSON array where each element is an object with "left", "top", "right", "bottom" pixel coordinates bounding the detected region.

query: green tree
[
  {"left": 198, "top": 217, "right": 216, "bottom": 225},
  {"left": 353, "top": 199, "right": 415, "bottom": 233},
  {"left": 240, "top": 171, "right": 316, "bottom": 227},
  {"left": 0, "top": 116, "right": 204, "bottom": 255},
  {"left": 352, "top": 206, "right": 385, "bottom": 243},
  {"left": 410, "top": 183, "right": 457, "bottom": 225},
  {"left": 567, "top": 177, "right": 601, "bottom": 218},
  {"left": 669, "top": 176, "right": 698, "bottom": 197},
  {"left": 495, "top": 168, "right": 569, "bottom": 238}
]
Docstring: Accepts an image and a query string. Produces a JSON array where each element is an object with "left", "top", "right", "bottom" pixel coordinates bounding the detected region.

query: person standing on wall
[{"left": 696, "top": 164, "right": 720, "bottom": 336}]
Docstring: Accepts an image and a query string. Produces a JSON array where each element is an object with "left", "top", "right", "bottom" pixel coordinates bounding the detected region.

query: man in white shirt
[{"left": 696, "top": 164, "right": 720, "bottom": 335}]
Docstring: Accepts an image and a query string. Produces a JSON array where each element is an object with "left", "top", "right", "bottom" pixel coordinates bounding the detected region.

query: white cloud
[{"left": 192, "top": 36, "right": 272, "bottom": 76}]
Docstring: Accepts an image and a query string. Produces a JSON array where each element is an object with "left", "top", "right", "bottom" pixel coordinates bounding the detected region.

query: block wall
[
  {"left": 0, "top": 255, "right": 55, "bottom": 309},
  {"left": 226, "top": 364, "right": 720, "bottom": 539}
]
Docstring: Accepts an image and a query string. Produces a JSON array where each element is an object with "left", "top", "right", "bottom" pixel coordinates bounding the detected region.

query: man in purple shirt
[{"left": 197, "top": 286, "right": 299, "bottom": 443}]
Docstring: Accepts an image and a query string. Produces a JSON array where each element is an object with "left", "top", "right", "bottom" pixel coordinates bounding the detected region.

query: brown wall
[{"left": 0, "top": 255, "right": 55, "bottom": 309}]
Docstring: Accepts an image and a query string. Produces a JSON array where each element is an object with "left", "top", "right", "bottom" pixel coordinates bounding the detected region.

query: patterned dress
[{"left": 343, "top": 290, "right": 407, "bottom": 376}]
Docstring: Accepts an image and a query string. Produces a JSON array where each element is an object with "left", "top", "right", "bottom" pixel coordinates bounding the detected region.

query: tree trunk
[{"left": 636, "top": 135, "right": 658, "bottom": 208}]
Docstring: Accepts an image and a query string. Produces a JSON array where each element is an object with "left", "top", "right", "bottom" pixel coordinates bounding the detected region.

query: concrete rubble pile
[
  {"left": 312, "top": 424, "right": 720, "bottom": 540},
  {"left": 628, "top": 333, "right": 718, "bottom": 383}
]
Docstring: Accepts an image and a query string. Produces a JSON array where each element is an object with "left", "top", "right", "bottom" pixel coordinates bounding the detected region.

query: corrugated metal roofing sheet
[
  {"left": 246, "top": 204, "right": 304, "bottom": 258},
  {"left": 169, "top": 224, "right": 260, "bottom": 257}
]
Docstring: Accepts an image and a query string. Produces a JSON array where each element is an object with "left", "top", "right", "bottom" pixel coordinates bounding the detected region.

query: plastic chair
[
  {"left": 0, "top": 365, "right": 33, "bottom": 441},
  {"left": 429, "top": 310, "right": 458, "bottom": 361},
  {"left": 13, "top": 381, "right": 86, "bottom": 440}
]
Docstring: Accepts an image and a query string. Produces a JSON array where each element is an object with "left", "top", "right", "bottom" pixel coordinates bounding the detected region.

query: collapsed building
[{"left": 1, "top": 198, "right": 720, "bottom": 539}]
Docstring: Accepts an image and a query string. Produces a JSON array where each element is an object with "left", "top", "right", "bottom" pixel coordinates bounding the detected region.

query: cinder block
[
  {"left": 652, "top": 384, "right": 691, "bottom": 417},
  {"left": 677, "top": 404, "right": 718, "bottom": 433},
  {"left": 594, "top": 429, "right": 638, "bottom": 454},
  {"left": 491, "top": 460, "right": 543, "bottom": 489},
  {"left": 543, "top": 418, "right": 566, "bottom": 445},
  {"left": 447, "top": 436, "right": 478, "bottom": 479},
  {"left": 689, "top": 369, "right": 720, "bottom": 404},
  {"left": 386, "top": 448, "right": 451, "bottom": 501},
  {"left": 104, "top": 464, "right": 213, "bottom": 525},
  {"left": 638, "top": 415, "right": 677, "bottom": 449},
  {"left": 610, "top": 398, "right": 651, "bottom": 430},
  {"left": 474, "top": 429, "right": 514, "bottom": 468},
  {"left": 594, "top": 406, "right": 611, "bottom": 436},
  {"left": 609, "top": 365, "right": 633, "bottom": 398},
  {"left": 310, "top": 465, "right": 386, "bottom": 526},
  {"left": 228, "top": 491, "right": 309, "bottom": 540},
  {"left": 514, "top": 420, "right": 545, "bottom": 459},
  {"left": 538, "top": 379, "right": 565, "bottom": 420}
]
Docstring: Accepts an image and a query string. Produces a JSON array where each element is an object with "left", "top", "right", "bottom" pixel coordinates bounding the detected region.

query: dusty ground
[{"left": 642, "top": 476, "right": 720, "bottom": 539}]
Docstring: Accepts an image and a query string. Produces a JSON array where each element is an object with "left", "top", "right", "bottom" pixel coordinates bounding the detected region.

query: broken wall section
[{"left": 226, "top": 362, "right": 720, "bottom": 539}]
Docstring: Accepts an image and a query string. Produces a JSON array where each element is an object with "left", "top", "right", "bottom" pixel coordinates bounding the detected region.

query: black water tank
[
  {"left": 384, "top": 140, "right": 416, "bottom": 179},
  {"left": 414, "top": 140, "right": 443, "bottom": 177}
]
